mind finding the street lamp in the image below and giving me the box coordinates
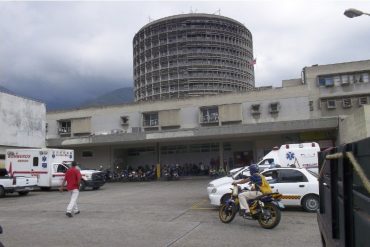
[344,8,370,18]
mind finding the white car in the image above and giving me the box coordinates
[207,167,319,212]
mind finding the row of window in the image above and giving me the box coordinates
[57,102,281,136]
[318,72,369,87]
[322,96,369,109]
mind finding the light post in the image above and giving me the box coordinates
[344,8,370,18]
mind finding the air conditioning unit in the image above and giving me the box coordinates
[131,127,142,133]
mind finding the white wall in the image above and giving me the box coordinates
[0,92,46,148]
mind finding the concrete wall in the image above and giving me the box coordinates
[0,92,46,148]
[74,146,111,170]
[338,105,370,144]
[46,85,311,139]
[303,60,370,118]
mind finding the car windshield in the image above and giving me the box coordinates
[228,167,245,177]
[63,162,87,170]
[306,168,318,178]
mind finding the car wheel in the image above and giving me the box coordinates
[0,186,5,198]
[80,180,86,191]
[302,194,319,212]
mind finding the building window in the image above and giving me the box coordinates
[121,116,129,125]
[143,112,158,127]
[251,104,261,115]
[358,97,368,106]
[45,123,48,134]
[363,73,369,83]
[327,100,336,109]
[82,151,93,157]
[269,102,280,114]
[342,98,352,108]
[318,77,334,87]
[33,157,39,167]
[200,106,219,123]
[58,120,71,134]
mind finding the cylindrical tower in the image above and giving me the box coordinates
[133,13,254,102]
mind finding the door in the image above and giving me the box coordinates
[51,163,68,187]
[262,169,309,206]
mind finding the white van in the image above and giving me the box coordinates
[5,149,105,190]
[257,142,320,170]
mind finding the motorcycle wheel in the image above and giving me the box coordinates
[219,203,237,223]
[257,203,281,229]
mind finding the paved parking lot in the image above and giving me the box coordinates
[0,178,321,247]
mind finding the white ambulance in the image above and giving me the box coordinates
[257,142,320,170]
[5,149,105,191]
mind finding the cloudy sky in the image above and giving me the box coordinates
[0,1,369,110]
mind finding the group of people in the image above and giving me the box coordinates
[59,160,272,219]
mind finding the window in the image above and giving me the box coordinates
[342,98,352,108]
[277,169,308,183]
[121,116,129,125]
[200,106,219,123]
[251,104,261,115]
[318,77,334,87]
[58,120,71,134]
[143,112,159,127]
[269,102,280,114]
[358,97,368,106]
[363,73,369,83]
[327,100,336,109]
[57,164,67,173]
[261,170,279,184]
[82,151,93,157]
[33,157,39,167]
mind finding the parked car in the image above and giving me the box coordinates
[207,167,319,212]
[0,168,37,198]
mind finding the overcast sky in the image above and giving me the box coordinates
[0,0,369,109]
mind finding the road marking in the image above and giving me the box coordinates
[190,199,215,210]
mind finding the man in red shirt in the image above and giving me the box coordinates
[60,161,82,217]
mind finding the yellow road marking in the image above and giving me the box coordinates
[190,199,216,210]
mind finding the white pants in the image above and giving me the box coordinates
[66,189,79,213]
[238,191,262,212]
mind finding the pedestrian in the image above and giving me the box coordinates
[59,161,81,217]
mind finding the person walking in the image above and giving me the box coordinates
[60,161,81,217]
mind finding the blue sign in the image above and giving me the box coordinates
[52,154,55,158]
[42,163,47,168]
[42,156,47,162]
[286,152,295,160]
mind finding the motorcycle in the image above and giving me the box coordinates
[219,185,284,229]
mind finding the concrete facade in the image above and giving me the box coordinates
[338,105,370,144]
[0,91,46,167]
[45,59,370,171]
[133,14,255,102]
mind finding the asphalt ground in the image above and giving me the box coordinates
[0,178,321,247]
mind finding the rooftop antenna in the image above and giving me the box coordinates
[190,6,193,13]
[148,16,153,23]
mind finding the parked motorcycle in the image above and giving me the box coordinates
[219,185,284,229]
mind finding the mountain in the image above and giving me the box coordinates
[0,85,15,94]
[79,87,134,108]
